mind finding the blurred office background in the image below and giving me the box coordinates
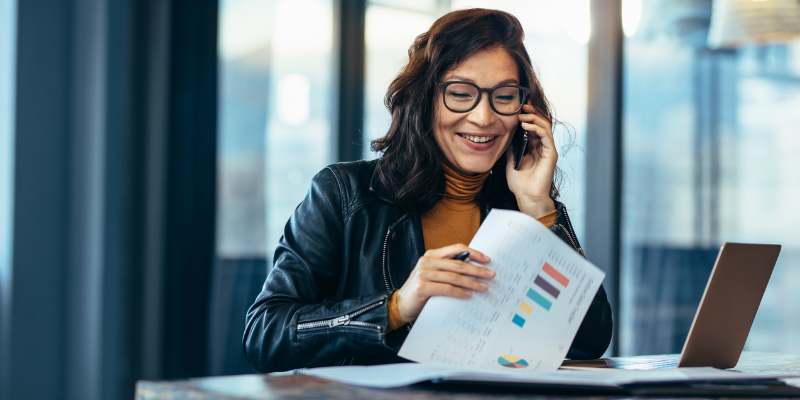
[1,0,799,399]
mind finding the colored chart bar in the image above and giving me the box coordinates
[534,275,560,299]
[512,314,525,328]
[519,301,533,315]
[526,288,552,311]
[542,262,570,287]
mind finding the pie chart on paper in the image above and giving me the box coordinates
[497,355,529,368]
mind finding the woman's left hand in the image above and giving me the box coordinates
[505,104,557,218]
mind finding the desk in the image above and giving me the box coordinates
[135,352,800,399]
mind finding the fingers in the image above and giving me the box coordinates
[418,268,490,293]
[520,122,552,145]
[518,105,553,140]
[519,125,554,155]
[423,243,490,264]
[415,243,495,293]
[518,104,550,125]
[397,244,495,321]
[416,281,475,300]
[417,254,495,279]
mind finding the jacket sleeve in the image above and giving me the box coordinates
[550,202,614,360]
[243,167,393,373]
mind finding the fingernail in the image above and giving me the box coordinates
[465,291,473,297]
[485,269,495,277]
[479,282,489,289]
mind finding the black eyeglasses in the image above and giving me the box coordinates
[438,81,531,115]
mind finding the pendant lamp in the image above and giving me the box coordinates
[707,0,800,48]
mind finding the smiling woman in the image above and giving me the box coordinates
[243,8,612,373]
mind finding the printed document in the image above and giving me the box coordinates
[302,363,775,389]
[398,209,605,371]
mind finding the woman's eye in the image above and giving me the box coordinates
[448,92,473,101]
[494,95,515,103]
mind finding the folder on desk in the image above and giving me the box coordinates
[303,363,800,396]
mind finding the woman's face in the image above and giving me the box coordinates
[433,47,521,175]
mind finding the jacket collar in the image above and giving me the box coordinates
[369,162,500,209]
[368,163,396,204]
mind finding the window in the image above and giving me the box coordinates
[621,0,800,355]
[217,0,334,258]
[214,0,334,375]
[363,2,437,159]
[0,0,16,298]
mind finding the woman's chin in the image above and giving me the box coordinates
[450,158,496,175]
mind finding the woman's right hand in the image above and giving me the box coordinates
[395,244,495,322]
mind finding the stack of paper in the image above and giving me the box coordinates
[302,363,780,390]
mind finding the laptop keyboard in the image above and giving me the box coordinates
[608,359,679,370]
[560,358,680,370]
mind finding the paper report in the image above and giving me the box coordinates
[398,209,605,371]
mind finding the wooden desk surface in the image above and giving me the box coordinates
[135,352,800,399]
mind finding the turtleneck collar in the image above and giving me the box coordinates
[440,163,490,211]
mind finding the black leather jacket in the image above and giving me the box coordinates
[244,160,612,373]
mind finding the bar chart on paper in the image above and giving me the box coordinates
[511,262,571,327]
[398,210,605,372]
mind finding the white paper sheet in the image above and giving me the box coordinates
[398,209,606,371]
[302,363,775,389]
[301,363,467,388]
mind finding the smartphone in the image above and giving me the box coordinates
[511,126,528,170]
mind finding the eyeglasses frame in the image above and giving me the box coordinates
[438,81,532,116]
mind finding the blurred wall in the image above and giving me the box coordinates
[0,0,218,399]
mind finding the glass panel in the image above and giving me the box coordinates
[621,0,800,355]
[217,0,333,258]
[364,3,437,159]
[369,0,443,13]
[0,0,16,299]
[263,0,333,253]
[215,0,333,375]
[364,0,589,240]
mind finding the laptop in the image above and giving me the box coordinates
[562,242,781,370]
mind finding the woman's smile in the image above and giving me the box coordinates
[457,133,497,144]
[456,133,501,152]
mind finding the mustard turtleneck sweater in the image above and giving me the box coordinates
[387,164,558,330]
[421,164,491,250]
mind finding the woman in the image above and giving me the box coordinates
[244,8,612,373]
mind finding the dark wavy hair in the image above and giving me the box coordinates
[370,8,561,214]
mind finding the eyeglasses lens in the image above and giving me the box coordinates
[443,83,479,112]
[492,86,523,114]
[443,83,523,114]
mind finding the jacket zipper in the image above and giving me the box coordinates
[382,227,393,292]
[559,208,584,257]
[382,216,415,332]
[296,300,385,331]
[382,213,413,292]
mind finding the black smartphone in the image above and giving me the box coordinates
[511,126,528,170]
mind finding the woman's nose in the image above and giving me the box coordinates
[466,93,497,127]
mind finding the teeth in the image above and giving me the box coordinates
[460,134,495,143]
